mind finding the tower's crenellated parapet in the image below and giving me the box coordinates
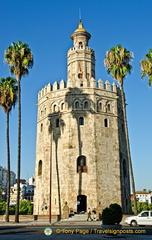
[38,78,120,101]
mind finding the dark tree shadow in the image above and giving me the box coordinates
[117,89,131,214]
[48,111,65,219]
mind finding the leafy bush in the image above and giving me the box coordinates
[148,203,152,210]
[0,200,33,215]
[101,203,122,225]
[19,200,33,215]
[0,199,6,215]
[9,205,15,215]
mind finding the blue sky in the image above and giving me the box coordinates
[0,0,152,191]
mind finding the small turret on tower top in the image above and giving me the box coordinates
[70,21,91,48]
[68,21,95,86]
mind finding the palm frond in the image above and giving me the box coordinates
[4,41,34,80]
[104,44,133,85]
[0,77,18,113]
[140,51,152,87]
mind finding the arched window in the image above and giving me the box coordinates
[56,119,59,128]
[98,101,102,111]
[61,102,65,110]
[53,104,57,112]
[75,101,79,109]
[38,160,42,176]
[107,103,110,111]
[84,101,89,109]
[79,42,83,49]
[79,117,84,125]
[104,118,108,127]
[77,156,87,173]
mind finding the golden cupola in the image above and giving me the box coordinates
[70,21,91,46]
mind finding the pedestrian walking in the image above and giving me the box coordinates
[87,208,93,221]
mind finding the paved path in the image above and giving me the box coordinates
[0,233,151,240]
[0,218,102,226]
[0,218,152,239]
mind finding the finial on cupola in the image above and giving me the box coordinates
[79,9,82,23]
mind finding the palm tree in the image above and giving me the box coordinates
[104,44,137,214]
[4,40,34,223]
[140,49,152,86]
[0,77,17,222]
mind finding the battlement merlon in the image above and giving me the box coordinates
[67,46,95,55]
[38,79,121,101]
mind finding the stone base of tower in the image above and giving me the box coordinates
[33,214,60,221]
[34,194,131,219]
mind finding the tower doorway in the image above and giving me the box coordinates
[77,195,87,212]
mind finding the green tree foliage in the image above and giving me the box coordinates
[149,204,152,210]
[140,49,152,86]
[137,202,148,212]
[4,41,33,79]
[104,44,133,85]
[0,200,33,215]
[19,200,33,215]
[131,201,152,213]
[9,205,15,215]
[0,77,17,113]
[0,199,6,215]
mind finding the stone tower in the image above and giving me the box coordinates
[34,21,131,218]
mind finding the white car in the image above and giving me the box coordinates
[125,211,152,226]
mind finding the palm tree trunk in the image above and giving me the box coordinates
[55,140,61,220]
[5,112,10,222]
[120,83,137,215]
[49,123,52,223]
[77,118,82,197]
[15,78,21,223]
